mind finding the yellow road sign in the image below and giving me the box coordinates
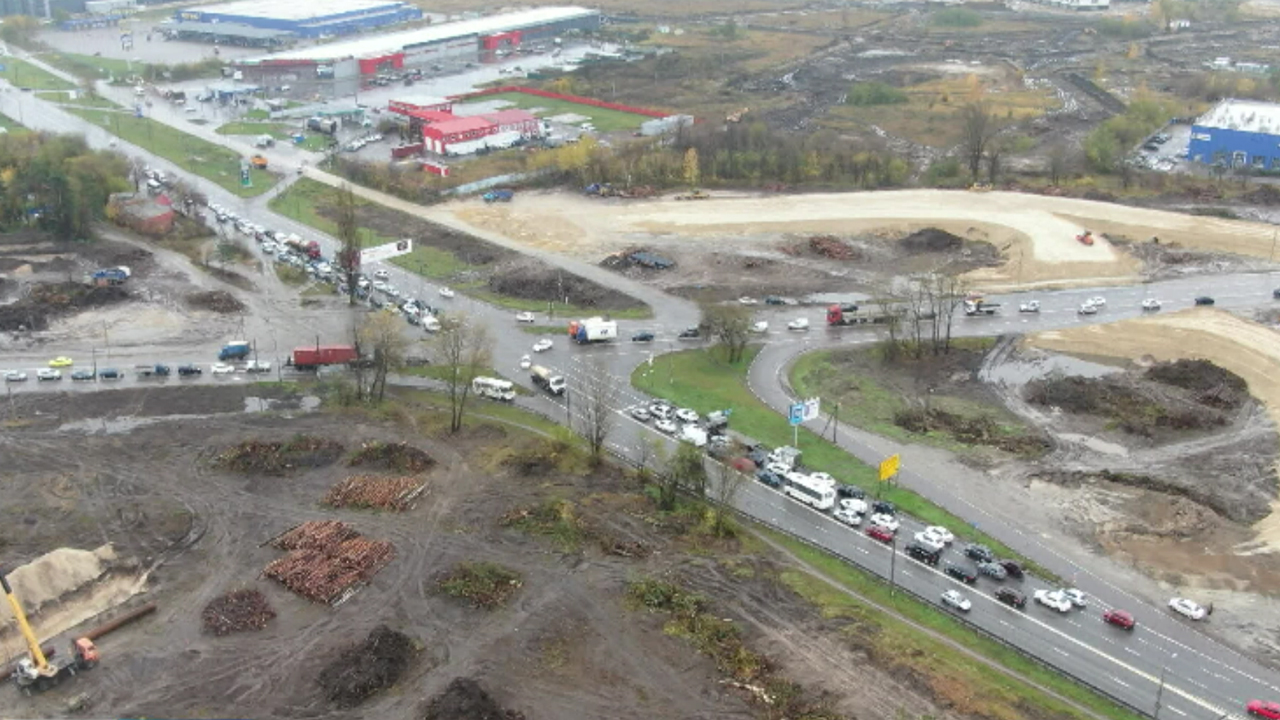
[879,454,900,482]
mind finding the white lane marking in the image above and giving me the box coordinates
[1124,647,1142,657]
[1114,678,1131,688]
[1167,707,1186,717]
[1053,647,1070,658]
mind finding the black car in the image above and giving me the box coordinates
[944,563,978,585]
[755,470,783,488]
[747,446,769,467]
[370,296,385,309]
[178,364,203,376]
[677,327,701,339]
[872,500,896,516]
[1194,296,1215,306]
[765,296,785,305]
[1273,288,1280,300]
[99,368,121,380]
[995,587,1027,609]
[837,485,866,500]
[905,543,941,566]
[998,559,1023,579]
[632,331,655,342]
[1142,141,1160,152]
[70,369,94,381]
[964,543,995,563]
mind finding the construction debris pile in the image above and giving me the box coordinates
[421,677,527,720]
[898,227,965,253]
[185,290,246,314]
[201,589,276,636]
[347,441,435,473]
[263,521,395,604]
[317,624,416,708]
[781,235,859,260]
[214,435,345,476]
[323,475,427,511]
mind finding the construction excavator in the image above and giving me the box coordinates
[2,571,99,694]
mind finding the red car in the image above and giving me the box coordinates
[866,525,894,544]
[1248,701,1280,720]
[1102,609,1136,631]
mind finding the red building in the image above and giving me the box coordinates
[388,98,539,155]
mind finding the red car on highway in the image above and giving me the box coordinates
[866,525,894,544]
[1248,700,1280,720]
[1102,609,1136,631]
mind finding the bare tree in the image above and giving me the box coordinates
[358,309,409,402]
[1048,143,1068,186]
[431,313,493,433]
[334,184,361,306]
[872,285,904,361]
[701,302,753,364]
[658,441,707,510]
[960,102,997,180]
[931,273,967,354]
[574,356,619,464]
[709,460,745,537]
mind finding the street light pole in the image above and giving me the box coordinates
[1154,653,1177,720]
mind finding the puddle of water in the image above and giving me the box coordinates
[985,351,1123,387]
[244,395,321,413]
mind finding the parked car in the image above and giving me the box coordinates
[632,331,655,342]
[1168,597,1208,620]
[1195,296,1215,306]
[675,408,699,423]
[751,320,769,334]
[913,531,945,553]
[439,286,456,298]
[178,364,202,376]
[995,587,1027,609]
[71,369,94,381]
[838,497,867,515]
[98,368,121,380]
[1102,609,1136,631]
[738,296,759,305]
[865,525,894,543]
[516,311,536,323]
[965,544,995,563]
[519,354,532,370]
[655,418,678,434]
[944,564,978,585]
[211,362,235,375]
[940,590,972,612]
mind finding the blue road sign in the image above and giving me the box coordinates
[789,402,805,426]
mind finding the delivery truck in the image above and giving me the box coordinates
[288,344,359,371]
[568,317,618,343]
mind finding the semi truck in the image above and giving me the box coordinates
[217,341,251,361]
[827,303,935,326]
[963,299,1001,316]
[529,365,565,395]
[306,117,338,135]
[288,344,359,371]
[568,317,618,343]
[284,236,322,260]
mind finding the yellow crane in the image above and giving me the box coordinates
[2,571,98,694]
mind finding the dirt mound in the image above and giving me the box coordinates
[202,589,276,636]
[1145,359,1248,408]
[185,290,245,314]
[0,282,130,332]
[318,625,416,708]
[487,259,646,312]
[1025,375,1228,437]
[323,475,427,511]
[894,407,1049,455]
[898,228,964,254]
[421,677,526,720]
[212,435,344,475]
[347,441,434,473]
[781,235,862,261]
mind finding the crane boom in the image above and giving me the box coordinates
[1,572,49,671]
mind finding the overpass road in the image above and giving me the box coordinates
[2,72,1280,720]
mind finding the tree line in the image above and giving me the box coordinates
[0,132,131,239]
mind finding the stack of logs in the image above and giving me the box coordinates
[323,476,426,511]
[263,521,395,604]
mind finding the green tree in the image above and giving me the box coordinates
[1084,128,1121,172]
[683,147,700,189]
[334,184,361,306]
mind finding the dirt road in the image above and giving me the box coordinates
[430,190,1280,290]
[1027,308,1280,545]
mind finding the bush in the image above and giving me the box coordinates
[931,8,982,27]
[1094,18,1154,39]
[846,81,908,107]
[437,562,523,610]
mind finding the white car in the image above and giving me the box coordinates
[675,408,699,423]
[532,339,554,353]
[210,362,235,375]
[630,406,651,422]
[913,531,946,553]
[519,354,532,370]
[750,320,769,334]
[1088,296,1107,307]
[941,590,972,613]
[1141,298,1162,311]
[372,281,389,293]
[869,513,900,532]
[385,286,401,299]
[1063,588,1088,608]
[1019,301,1040,313]
[738,296,759,305]
[1034,589,1074,613]
[373,269,390,280]
[921,525,954,545]
[1168,597,1207,620]
[5,370,28,382]
[1078,302,1098,316]
[839,497,867,514]
[244,360,272,373]
[787,317,810,331]
[36,368,61,381]
[654,417,678,434]
[515,311,536,323]
[439,286,455,298]
[833,507,862,526]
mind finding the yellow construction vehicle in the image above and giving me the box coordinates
[2,571,98,694]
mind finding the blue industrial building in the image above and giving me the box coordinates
[1188,99,1280,170]
[174,0,421,38]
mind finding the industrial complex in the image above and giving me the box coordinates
[1188,98,1280,170]
[232,6,601,96]
[174,0,422,38]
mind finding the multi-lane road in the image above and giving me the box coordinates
[4,63,1280,720]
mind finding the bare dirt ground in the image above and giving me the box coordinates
[0,386,965,720]
[433,190,1280,293]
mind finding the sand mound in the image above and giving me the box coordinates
[0,545,116,623]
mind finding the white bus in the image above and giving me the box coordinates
[472,376,515,402]
[784,473,836,511]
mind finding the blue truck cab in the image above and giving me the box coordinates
[218,341,251,361]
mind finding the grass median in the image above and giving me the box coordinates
[0,58,75,90]
[64,108,276,197]
[631,346,1062,584]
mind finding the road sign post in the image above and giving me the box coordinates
[789,401,804,446]
[878,454,900,498]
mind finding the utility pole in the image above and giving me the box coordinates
[1154,653,1177,720]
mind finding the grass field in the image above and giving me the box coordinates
[766,531,1141,720]
[35,90,119,108]
[64,108,276,197]
[0,58,75,90]
[642,28,831,73]
[631,347,1058,581]
[467,91,651,132]
[39,52,145,81]
[216,121,293,137]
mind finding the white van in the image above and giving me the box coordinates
[422,316,441,333]
[472,376,515,402]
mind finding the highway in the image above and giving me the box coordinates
[2,67,1280,720]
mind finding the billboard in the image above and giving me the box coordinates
[361,238,412,264]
